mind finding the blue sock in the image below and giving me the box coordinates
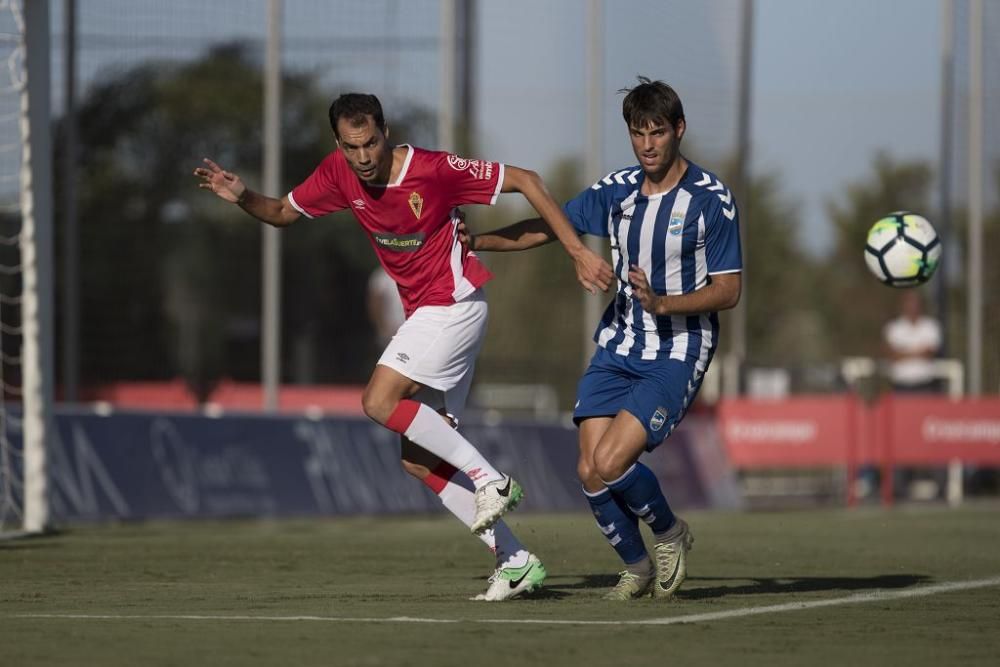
[584,486,648,565]
[604,462,676,535]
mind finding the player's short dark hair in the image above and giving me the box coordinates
[620,76,685,130]
[328,93,386,137]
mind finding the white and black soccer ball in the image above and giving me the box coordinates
[863,211,941,287]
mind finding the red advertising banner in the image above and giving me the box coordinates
[881,396,1000,465]
[718,395,1000,470]
[717,397,861,467]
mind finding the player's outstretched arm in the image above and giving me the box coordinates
[629,267,741,316]
[501,166,613,294]
[194,158,300,228]
[461,217,556,252]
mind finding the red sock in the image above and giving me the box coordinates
[423,461,458,495]
[386,399,420,433]
[385,399,501,488]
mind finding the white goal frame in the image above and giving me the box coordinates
[2,0,53,535]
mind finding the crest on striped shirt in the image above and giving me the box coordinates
[668,212,685,236]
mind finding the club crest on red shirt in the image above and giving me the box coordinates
[408,192,424,219]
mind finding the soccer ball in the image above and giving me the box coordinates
[863,212,941,287]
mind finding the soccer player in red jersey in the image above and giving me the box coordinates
[195,93,613,600]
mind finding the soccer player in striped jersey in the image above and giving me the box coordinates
[464,78,742,600]
[195,93,613,601]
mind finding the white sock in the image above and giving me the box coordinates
[401,403,502,488]
[438,474,527,566]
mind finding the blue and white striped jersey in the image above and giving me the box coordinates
[564,161,742,369]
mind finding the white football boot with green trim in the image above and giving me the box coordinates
[652,518,694,599]
[471,476,523,534]
[471,554,547,601]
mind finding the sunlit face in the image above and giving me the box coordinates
[628,118,685,176]
[336,115,391,183]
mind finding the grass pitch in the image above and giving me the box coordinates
[2,506,999,666]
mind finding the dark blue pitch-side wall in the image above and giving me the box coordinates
[11,409,724,522]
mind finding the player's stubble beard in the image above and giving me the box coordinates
[646,135,682,180]
[353,145,394,185]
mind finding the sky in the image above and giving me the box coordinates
[4,0,954,257]
[746,0,940,253]
[473,0,942,255]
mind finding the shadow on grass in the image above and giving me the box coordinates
[522,587,574,600]
[677,574,932,600]
[0,528,63,549]
[543,573,629,592]
[541,573,931,599]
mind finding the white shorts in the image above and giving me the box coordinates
[377,289,488,420]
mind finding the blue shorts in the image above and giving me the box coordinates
[573,346,706,450]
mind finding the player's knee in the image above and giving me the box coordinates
[361,387,394,424]
[576,454,600,487]
[593,447,630,483]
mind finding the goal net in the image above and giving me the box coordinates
[0,0,51,536]
[0,0,26,535]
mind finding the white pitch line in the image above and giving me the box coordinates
[632,575,1000,626]
[9,576,1000,627]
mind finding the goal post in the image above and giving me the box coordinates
[21,0,54,533]
[8,0,53,534]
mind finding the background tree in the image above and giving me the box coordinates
[945,164,1000,393]
[720,167,820,367]
[472,156,591,407]
[820,152,934,359]
[54,48,993,404]
[55,44,435,397]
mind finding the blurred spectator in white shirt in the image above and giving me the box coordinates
[883,290,942,393]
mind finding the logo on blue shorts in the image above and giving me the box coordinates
[650,407,668,431]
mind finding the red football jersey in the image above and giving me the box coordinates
[288,145,502,317]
